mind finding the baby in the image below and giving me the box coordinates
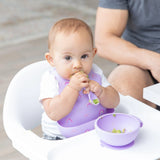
[39,18,119,140]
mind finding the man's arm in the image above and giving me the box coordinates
[95,7,160,82]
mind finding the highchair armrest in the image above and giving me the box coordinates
[12,129,62,160]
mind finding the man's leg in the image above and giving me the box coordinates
[108,65,156,108]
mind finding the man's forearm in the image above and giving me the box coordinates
[96,33,157,71]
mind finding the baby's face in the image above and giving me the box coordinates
[51,29,96,80]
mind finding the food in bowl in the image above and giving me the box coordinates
[95,113,143,147]
[111,128,126,133]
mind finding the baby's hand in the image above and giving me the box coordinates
[69,71,89,91]
[87,80,103,97]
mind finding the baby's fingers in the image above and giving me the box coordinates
[83,87,89,94]
[80,76,89,83]
[81,81,89,89]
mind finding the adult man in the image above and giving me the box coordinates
[95,0,160,109]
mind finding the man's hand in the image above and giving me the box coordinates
[149,54,160,83]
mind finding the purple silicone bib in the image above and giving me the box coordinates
[55,69,114,137]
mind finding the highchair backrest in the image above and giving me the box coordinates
[3,61,50,138]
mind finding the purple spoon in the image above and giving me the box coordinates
[88,91,100,105]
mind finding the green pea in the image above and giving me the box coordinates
[93,99,99,104]
[122,128,126,133]
[116,130,122,133]
[111,128,126,134]
[112,128,117,133]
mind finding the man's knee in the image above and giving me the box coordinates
[108,65,156,108]
[108,65,153,97]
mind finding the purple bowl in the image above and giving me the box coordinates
[95,113,143,147]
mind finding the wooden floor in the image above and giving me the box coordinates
[0,36,116,159]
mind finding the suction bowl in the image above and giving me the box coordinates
[95,113,143,147]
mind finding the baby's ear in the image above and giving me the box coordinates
[45,52,54,66]
[93,48,97,57]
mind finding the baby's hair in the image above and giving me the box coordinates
[48,18,93,51]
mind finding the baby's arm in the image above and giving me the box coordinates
[42,72,89,121]
[89,80,119,108]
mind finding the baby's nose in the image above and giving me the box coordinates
[73,60,82,69]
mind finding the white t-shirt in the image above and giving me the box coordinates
[39,63,110,137]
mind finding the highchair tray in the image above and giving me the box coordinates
[47,95,160,160]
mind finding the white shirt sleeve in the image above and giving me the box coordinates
[92,63,110,87]
[39,68,59,102]
[39,68,63,136]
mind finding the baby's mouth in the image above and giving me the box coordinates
[70,72,76,78]
[71,70,83,76]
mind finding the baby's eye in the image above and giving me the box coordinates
[65,56,72,61]
[81,54,88,59]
